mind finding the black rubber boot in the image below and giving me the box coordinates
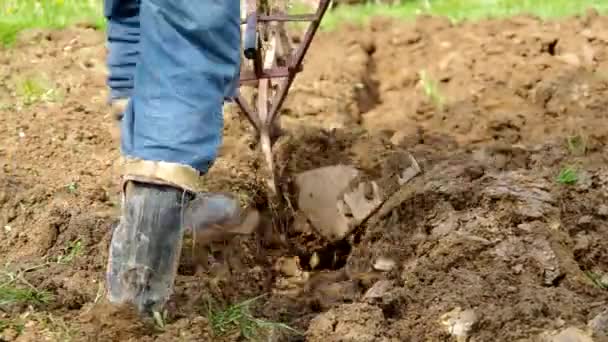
[106,181,189,316]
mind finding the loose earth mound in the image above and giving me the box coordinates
[1,10,608,342]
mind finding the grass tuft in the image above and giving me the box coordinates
[556,166,579,185]
[55,239,83,264]
[418,70,445,109]
[0,284,53,307]
[0,263,54,308]
[17,77,61,106]
[203,295,301,341]
[3,0,608,47]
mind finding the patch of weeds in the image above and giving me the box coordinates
[0,284,53,307]
[55,239,82,264]
[0,263,54,308]
[566,134,587,156]
[318,0,608,30]
[0,0,105,46]
[16,77,60,106]
[556,166,579,185]
[419,70,445,110]
[203,295,301,341]
[66,182,79,194]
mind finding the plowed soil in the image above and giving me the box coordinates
[2,10,608,342]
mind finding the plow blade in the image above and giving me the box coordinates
[295,155,422,242]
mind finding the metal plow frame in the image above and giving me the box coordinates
[237,0,331,195]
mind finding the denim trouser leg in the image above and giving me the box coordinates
[112,0,240,174]
[105,0,140,101]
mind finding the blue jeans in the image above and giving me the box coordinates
[105,0,241,174]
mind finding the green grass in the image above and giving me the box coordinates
[0,264,54,308]
[203,295,301,341]
[556,166,579,185]
[16,77,61,106]
[1,0,607,46]
[0,285,53,307]
[0,0,104,46]
[0,0,608,45]
[320,0,608,30]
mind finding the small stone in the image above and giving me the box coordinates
[373,257,396,272]
[596,205,608,218]
[578,215,593,227]
[556,53,581,67]
[573,234,590,252]
[440,307,478,339]
[512,264,524,275]
[277,257,302,277]
[363,280,393,300]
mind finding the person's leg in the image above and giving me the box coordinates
[105,0,140,119]
[106,0,250,316]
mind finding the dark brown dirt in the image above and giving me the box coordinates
[1,11,608,342]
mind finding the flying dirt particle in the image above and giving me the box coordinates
[440,307,478,341]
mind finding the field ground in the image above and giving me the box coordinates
[2,1,608,341]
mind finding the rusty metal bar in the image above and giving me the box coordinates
[264,0,331,125]
[239,65,303,82]
[235,94,260,131]
[259,13,317,22]
[240,13,317,24]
